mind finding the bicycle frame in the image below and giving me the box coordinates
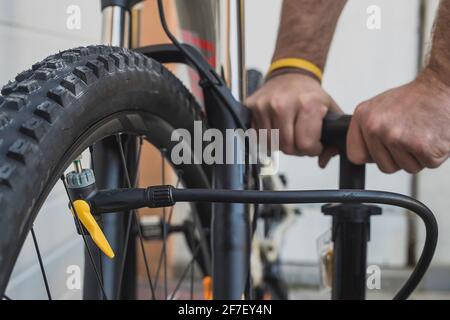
[100,0,251,299]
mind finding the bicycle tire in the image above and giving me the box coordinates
[0,45,212,298]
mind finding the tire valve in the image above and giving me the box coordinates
[72,155,83,173]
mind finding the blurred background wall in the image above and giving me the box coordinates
[1,0,449,298]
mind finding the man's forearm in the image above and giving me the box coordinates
[272,0,347,71]
[428,0,450,85]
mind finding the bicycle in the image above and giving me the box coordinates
[0,0,438,300]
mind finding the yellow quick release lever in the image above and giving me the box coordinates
[72,200,115,259]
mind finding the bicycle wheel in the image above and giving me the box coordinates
[0,45,212,300]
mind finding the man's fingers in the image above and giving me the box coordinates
[251,102,274,144]
[270,107,296,155]
[250,107,262,129]
[258,104,273,132]
[294,102,327,156]
[318,146,339,168]
[347,118,372,164]
[362,130,399,173]
[387,147,424,174]
[328,96,344,114]
[407,139,449,169]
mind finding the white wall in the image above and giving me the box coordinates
[0,0,101,84]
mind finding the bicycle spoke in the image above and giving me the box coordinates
[30,228,52,300]
[89,146,95,173]
[153,163,182,297]
[190,232,195,300]
[115,135,156,300]
[61,175,108,300]
[169,244,202,300]
[187,190,195,300]
[114,134,136,299]
[133,137,156,300]
[115,215,133,299]
[151,169,212,300]
[161,149,168,300]
[152,206,175,292]
[190,203,213,289]
[97,247,104,285]
[90,147,104,287]
[137,224,156,300]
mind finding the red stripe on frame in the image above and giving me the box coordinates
[181,30,217,68]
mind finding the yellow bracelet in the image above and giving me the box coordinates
[268,58,323,81]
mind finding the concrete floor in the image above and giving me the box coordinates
[137,278,450,300]
[289,288,450,300]
[136,262,450,300]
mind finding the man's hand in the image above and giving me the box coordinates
[245,73,342,167]
[249,0,347,167]
[347,68,450,173]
